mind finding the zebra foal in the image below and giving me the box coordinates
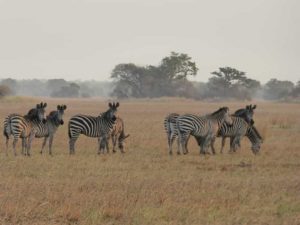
[110,117,130,153]
[34,105,67,155]
[68,102,119,154]
[177,107,233,155]
[3,102,47,156]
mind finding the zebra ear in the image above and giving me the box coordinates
[36,104,40,108]
[246,105,250,110]
[116,102,119,108]
[57,105,61,110]
[252,105,257,110]
[43,102,47,108]
[63,105,67,110]
[109,102,113,108]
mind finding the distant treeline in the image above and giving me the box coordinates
[0,52,299,101]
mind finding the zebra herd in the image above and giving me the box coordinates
[2,101,262,156]
[3,102,129,156]
[164,104,263,155]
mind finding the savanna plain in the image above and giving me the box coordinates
[0,97,299,225]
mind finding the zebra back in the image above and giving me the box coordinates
[217,116,249,138]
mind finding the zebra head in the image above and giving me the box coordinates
[248,125,263,154]
[56,105,67,125]
[234,104,256,125]
[107,102,119,122]
[27,102,47,123]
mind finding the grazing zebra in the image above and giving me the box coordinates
[68,102,119,154]
[3,102,47,156]
[110,117,130,153]
[177,107,233,155]
[220,104,257,151]
[216,116,251,153]
[33,105,67,155]
[245,125,263,154]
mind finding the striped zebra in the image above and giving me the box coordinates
[3,102,47,156]
[32,105,67,155]
[164,113,180,155]
[110,117,130,153]
[68,102,119,154]
[219,104,257,152]
[234,104,257,125]
[245,125,263,154]
[216,116,251,153]
[177,107,233,155]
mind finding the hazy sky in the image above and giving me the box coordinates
[0,0,299,83]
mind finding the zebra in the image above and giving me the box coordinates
[68,102,119,154]
[220,104,258,151]
[110,117,130,153]
[245,125,263,154]
[176,107,233,155]
[164,113,180,155]
[3,102,47,156]
[216,116,251,153]
[234,104,257,125]
[33,105,67,155]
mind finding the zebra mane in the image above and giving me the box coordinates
[210,107,229,116]
[47,111,57,119]
[24,108,39,121]
[249,125,263,140]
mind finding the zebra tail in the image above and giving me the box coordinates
[3,117,12,138]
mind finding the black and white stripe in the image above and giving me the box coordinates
[32,105,67,155]
[3,102,47,156]
[217,116,250,153]
[164,113,179,155]
[68,102,119,154]
[176,107,233,155]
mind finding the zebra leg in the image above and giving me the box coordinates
[48,135,54,156]
[229,137,235,153]
[220,137,226,154]
[99,137,107,154]
[40,137,48,154]
[69,138,77,155]
[21,138,26,155]
[168,133,176,155]
[105,136,110,154]
[112,134,117,153]
[12,137,18,156]
[27,132,36,157]
[210,137,216,155]
[5,136,9,156]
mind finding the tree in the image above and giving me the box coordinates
[110,52,199,98]
[0,85,12,97]
[206,67,260,100]
[263,78,294,100]
[1,78,17,94]
[51,82,80,98]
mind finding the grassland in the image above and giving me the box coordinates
[0,97,299,225]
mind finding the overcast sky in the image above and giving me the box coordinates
[0,0,299,83]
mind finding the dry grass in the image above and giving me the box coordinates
[0,97,300,225]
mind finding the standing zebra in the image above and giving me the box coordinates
[177,107,233,155]
[33,105,67,155]
[68,102,119,154]
[110,117,130,153]
[216,116,252,153]
[164,113,180,155]
[3,102,47,156]
[220,104,257,151]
